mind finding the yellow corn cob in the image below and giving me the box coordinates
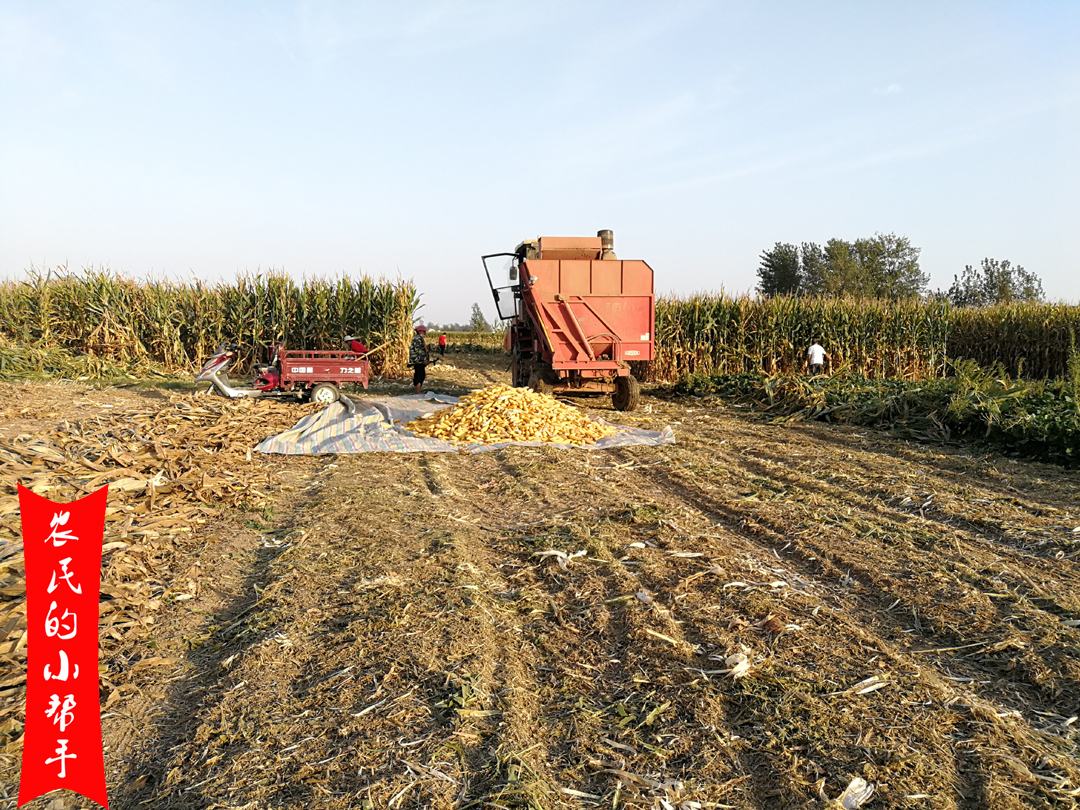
[405,384,615,446]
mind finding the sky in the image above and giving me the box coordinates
[2,1,1078,324]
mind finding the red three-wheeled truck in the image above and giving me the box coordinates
[195,342,369,404]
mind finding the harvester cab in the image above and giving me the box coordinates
[482,229,654,411]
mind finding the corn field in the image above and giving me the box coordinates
[439,331,505,353]
[948,301,1080,380]
[0,268,419,376]
[2,271,1076,385]
[635,294,951,382]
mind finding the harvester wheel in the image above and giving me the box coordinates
[511,355,528,388]
[612,375,640,411]
[310,383,340,405]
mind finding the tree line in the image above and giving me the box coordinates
[757,233,1044,306]
[425,303,495,333]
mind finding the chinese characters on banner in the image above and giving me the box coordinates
[18,484,109,808]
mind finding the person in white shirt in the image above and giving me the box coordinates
[807,339,830,376]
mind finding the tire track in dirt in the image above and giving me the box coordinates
[744,430,1080,572]
[114,450,617,808]
[403,456,562,807]
[102,456,332,808]
[625,437,1077,706]
[490,425,1036,807]
[649,416,1080,709]
[329,450,767,806]
[596,409,1080,808]
[438,440,946,807]
[437,450,743,804]
[723,445,1080,642]
[730,428,1080,709]
[130,455,463,808]
[347,450,745,806]
[575,448,970,804]
[785,421,1080,522]
[88,381,1080,810]
[478,460,759,807]
[743,420,1080,567]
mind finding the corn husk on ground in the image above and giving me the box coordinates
[0,392,314,751]
[404,384,616,445]
[0,337,173,381]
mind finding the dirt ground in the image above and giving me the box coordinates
[2,354,1080,810]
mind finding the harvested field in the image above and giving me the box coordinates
[2,354,1080,809]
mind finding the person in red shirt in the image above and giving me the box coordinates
[438,332,447,356]
[344,336,368,355]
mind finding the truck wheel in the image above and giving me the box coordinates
[612,375,640,411]
[310,383,340,405]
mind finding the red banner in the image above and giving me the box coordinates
[18,484,109,809]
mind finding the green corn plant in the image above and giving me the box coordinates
[0,267,419,375]
[641,293,953,383]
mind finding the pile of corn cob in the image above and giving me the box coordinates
[405,384,615,445]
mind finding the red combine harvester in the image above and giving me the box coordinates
[483,229,654,411]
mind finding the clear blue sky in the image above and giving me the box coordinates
[2,1,1078,324]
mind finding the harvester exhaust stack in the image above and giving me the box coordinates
[598,229,617,260]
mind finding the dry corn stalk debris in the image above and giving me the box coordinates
[818,776,875,809]
[404,384,616,446]
[0,338,174,382]
[0,393,312,752]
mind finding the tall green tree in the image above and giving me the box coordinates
[756,242,801,296]
[800,233,926,298]
[469,302,492,332]
[760,233,926,299]
[947,259,1044,307]
[822,238,864,295]
[799,242,828,295]
[853,233,927,299]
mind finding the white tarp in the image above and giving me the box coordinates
[256,393,676,455]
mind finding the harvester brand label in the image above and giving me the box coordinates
[18,484,109,808]
[625,350,640,356]
[290,366,314,374]
[338,367,364,374]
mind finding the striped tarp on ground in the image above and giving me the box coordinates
[255,393,676,455]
